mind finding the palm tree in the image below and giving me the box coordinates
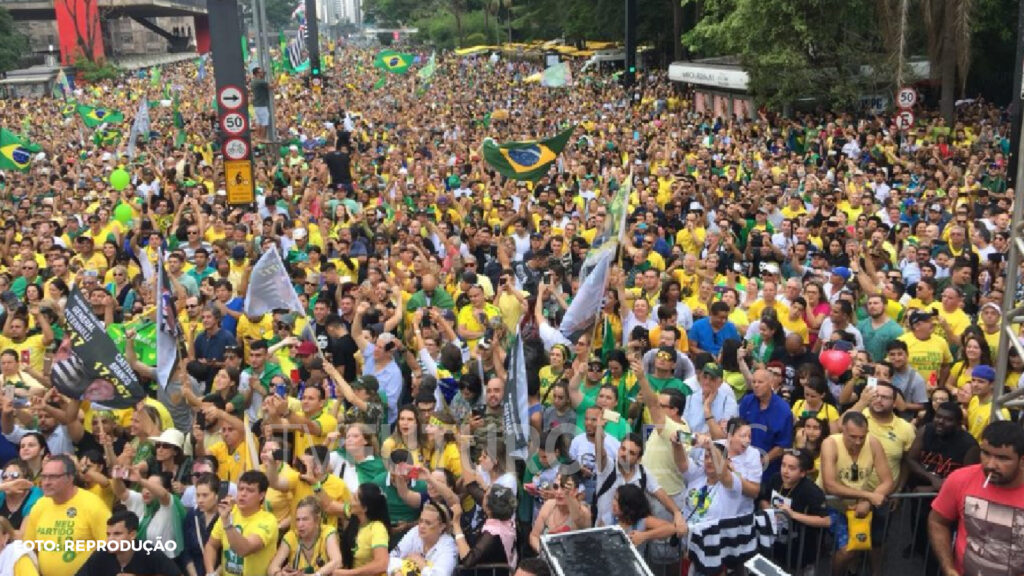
[921,0,973,123]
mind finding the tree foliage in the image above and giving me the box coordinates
[683,0,881,109]
[0,8,27,74]
[264,0,297,30]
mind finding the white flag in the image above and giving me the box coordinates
[244,246,305,317]
[126,100,151,159]
[559,241,617,337]
[503,327,531,460]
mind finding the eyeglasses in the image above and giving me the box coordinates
[155,443,175,450]
[1,471,20,480]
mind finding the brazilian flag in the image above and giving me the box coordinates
[482,126,575,182]
[0,129,40,172]
[373,50,413,75]
[93,127,123,146]
[60,102,77,118]
[77,104,125,127]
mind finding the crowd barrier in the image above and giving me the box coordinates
[641,491,940,576]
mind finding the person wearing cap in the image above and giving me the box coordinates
[109,448,188,560]
[978,301,1003,355]
[633,347,691,426]
[965,365,1010,441]
[324,362,388,444]
[898,310,953,389]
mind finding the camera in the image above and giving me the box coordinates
[862,364,875,376]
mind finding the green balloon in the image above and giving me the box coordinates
[114,203,133,225]
[110,168,131,191]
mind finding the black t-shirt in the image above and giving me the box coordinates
[324,149,352,186]
[916,424,978,481]
[757,474,828,567]
[74,549,181,576]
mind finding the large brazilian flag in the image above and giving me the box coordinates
[481,126,575,182]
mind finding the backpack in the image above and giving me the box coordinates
[592,464,684,564]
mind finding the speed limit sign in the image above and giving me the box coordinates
[894,110,915,131]
[221,112,247,135]
[896,86,917,109]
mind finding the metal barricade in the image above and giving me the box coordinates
[637,492,939,576]
[458,563,511,576]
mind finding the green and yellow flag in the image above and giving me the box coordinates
[77,104,125,127]
[481,126,575,182]
[374,50,414,74]
[0,129,40,172]
[92,127,123,146]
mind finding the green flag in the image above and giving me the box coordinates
[0,129,40,172]
[373,76,387,90]
[92,127,122,146]
[108,320,157,366]
[417,51,437,81]
[150,66,161,87]
[374,50,414,75]
[77,104,125,127]
[481,126,575,182]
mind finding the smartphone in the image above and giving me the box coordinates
[862,364,875,376]
[866,376,879,389]
[677,430,694,445]
[275,382,287,398]
[218,482,230,500]
[471,405,486,419]
[195,410,206,428]
[20,350,29,365]
[603,409,621,424]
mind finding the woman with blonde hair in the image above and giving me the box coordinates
[268,496,342,576]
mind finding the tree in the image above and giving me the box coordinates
[920,0,973,123]
[684,0,880,110]
[264,0,296,30]
[0,8,28,74]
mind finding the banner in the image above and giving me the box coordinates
[156,250,181,390]
[127,99,151,159]
[51,288,146,409]
[244,246,305,316]
[503,327,530,460]
[559,241,616,337]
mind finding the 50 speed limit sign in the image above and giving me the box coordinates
[896,86,917,109]
[221,112,247,135]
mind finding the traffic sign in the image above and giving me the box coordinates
[218,86,244,110]
[223,138,250,160]
[221,112,247,135]
[224,159,254,205]
[896,86,917,109]
[895,110,915,131]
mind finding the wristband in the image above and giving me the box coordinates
[455,533,466,540]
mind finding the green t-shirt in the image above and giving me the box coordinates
[574,382,604,431]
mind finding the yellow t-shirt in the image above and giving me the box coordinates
[792,400,839,424]
[456,304,501,351]
[353,520,389,575]
[264,464,300,526]
[293,474,351,524]
[293,410,338,460]
[22,488,110,576]
[779,314,810,344]
[967,396,1011,441]
[937,308,971,347]
[898,333,952,387]
[208,440,249,483]
[864,410,915,486]
[281,524,338,572]
[748,299,789,321]
[13,556,38,576]
[210,506,279,576]
[0,334,47,372]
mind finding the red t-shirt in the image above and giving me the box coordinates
[931,464,1024,575]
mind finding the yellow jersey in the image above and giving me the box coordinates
[22,489,110,576]
[210,506,279,576]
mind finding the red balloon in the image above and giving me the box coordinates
[819,350,852,377]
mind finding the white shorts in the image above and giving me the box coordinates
[253,107,269,126]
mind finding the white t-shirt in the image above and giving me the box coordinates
[681,456,745,524]
[569,433,620,482]
[727,445,763,515]
[124,490,181,558]
[817,319,865,350]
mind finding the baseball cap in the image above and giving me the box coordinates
[831,267,852,281]
[352,375,380,393]
[701,362,723,378]
[231,245,246,259]
[972,365,996,382]
[295,341,317,356]
[908,310,935,326]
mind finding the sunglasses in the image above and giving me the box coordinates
[1,471,20,480]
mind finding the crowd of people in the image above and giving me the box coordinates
[0,44,1020,576]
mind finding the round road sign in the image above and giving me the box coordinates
[896,87,917,109]
[218,86,244,110]
[223,138,250,160]
[221,112,247,135]
[894,110,915,131]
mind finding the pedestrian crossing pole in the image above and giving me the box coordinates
[305,0,323,85]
